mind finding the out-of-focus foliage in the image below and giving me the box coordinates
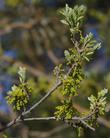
[0,0,110,138]
[90,10,110,56]
[5,0,41,7]
[6,0,24,7]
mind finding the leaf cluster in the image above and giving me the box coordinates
[6,67,32,112]
[54,5,107,133]
[60,4,87,34]
[88,89,108,116]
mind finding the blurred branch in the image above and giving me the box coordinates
[0,19,37,36]
[38,27,60,65]
[20,30,42,68]
[29,124,68,138]
[0,16,56,36]
[98,118,110,128]
[0,55,48,78]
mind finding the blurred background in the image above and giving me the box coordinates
[0,0,110,138]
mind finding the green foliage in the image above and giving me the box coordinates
[60,4,87,34]
[4,3,108,137]
[3,135,8,138]
[18,67,26,83]
[88,89,108,115]
[54,4,102,122]
[5,0,41,7]
[85,89,108,129]
[55,100,79,120]
[80,32,101,61]
[6,67,32,112]
[32,0,41,4]
[5,0,24,7]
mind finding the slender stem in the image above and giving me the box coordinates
[22,81,62,116]
[21,116,95,131]
[21,117,56,121]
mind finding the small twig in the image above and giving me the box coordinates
[79,119,95,131]
[67,63,77,76]
[21,116,95,131]
[82,109,97,120]
[0,117,20,132]
[22,80,62,116]
[21,117,56,121]
[0,55,47,78]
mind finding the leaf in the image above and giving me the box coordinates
[18,67,26,83]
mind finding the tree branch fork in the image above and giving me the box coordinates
[0,64,95,132]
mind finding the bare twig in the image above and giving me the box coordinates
[22,80,62,116]
[20,116,95,131]
[22,117,56,121]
